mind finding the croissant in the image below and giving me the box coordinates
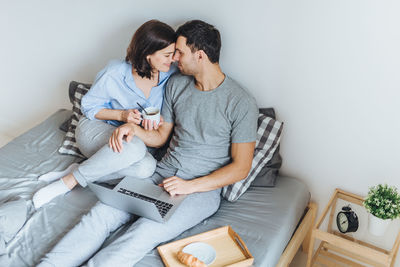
[177,251,208,267]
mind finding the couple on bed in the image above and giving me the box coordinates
[34,19,258,266]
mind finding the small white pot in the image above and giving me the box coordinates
[368,213,391,236]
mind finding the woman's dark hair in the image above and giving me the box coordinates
[126,20,176,79]
[176,20,221,63]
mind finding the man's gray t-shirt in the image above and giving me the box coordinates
[160,73,258,177]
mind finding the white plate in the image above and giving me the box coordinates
[182,242,216,265]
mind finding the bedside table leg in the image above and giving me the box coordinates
[390,244,400,267]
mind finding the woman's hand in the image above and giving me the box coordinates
[121,109,142,124]
[142,116,164,131]
[109,123,136,153]
[159,176,194,196]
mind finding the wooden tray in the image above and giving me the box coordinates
[157,225,254,267]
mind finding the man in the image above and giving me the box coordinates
[38,20,258,266]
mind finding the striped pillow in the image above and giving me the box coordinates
[58,83,90,158]
[221,114,283,202]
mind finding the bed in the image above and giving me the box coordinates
[0,109,316,267]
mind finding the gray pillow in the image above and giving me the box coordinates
[251,108,283,187]
[59,117,71,132]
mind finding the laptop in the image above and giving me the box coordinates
[87,177,187,223]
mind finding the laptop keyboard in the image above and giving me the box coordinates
[117,187,173,218]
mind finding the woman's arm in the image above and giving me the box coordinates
[94,108,141,124]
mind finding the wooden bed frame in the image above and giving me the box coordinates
[276,201,318,267]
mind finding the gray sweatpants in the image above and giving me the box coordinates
[38,163,221,266]
[73,117,157,186]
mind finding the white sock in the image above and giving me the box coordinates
[38,163,79,183]
[33,180,70,209]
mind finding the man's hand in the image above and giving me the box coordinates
[109,123,136,153]
[160,176,194,196]
[121,109,142,124]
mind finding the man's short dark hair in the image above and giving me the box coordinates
[126,20,176,79]
[176,20,221,63]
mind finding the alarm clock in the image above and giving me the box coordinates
[336,206,359,233]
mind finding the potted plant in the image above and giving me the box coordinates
[363,184,400,236]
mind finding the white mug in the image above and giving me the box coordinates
[142,107,160,125]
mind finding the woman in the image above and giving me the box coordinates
[33,20,177,209]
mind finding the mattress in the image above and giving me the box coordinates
[0,109,310,267]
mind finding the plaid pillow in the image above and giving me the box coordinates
[58,83,90,158]
[252,108,282,187]
[221,114,283,202]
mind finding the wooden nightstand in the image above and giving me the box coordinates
[306,189,400,267]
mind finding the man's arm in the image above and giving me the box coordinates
[109,121,174,153]
[161,142,255,196]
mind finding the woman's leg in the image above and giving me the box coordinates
[75,117,156,183]
[76,117,157,179]
[33,117,156,208]
[73,117,157,185]
[95,151,157,183]
[72,138,149,187]
[36,117,115,183]
[75,117,116,158]
[37,201,132,267]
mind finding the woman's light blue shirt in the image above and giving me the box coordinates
[81,60,177,126]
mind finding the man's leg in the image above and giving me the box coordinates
[37,164,174,266]
[37,202,132,267]
[86,189,221,267]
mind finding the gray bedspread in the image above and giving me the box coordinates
[0,109,310,267]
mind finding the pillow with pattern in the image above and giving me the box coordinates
[252,108,282,187]
[221,114,283,202]
[58,81,91,158]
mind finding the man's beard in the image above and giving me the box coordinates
[178,64,195,76]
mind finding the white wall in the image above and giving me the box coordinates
[2,0,400,262]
